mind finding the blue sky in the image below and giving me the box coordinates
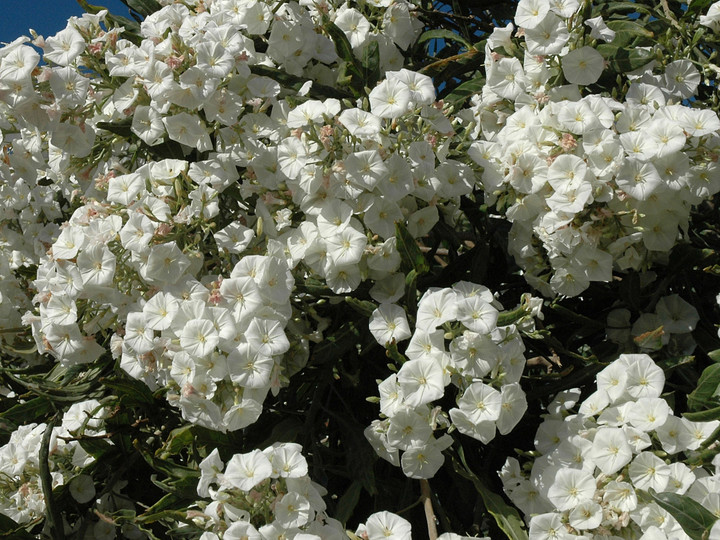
[0,0,132,45]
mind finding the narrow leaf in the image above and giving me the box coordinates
[645,491,717,540]
[335,481,363,525]
[597,44,654,72]
[101,376,155,406]
[249,65,351,99]
[345,297,377,318]
[160,425,195,458]
[688,364,720,411]
[683,405,720,422]
[443,74,485,106]
[452,448,528,540]
[395,221,430,275]
[605,20,654,39]
[97,120,133,137]
[0,396,53,425]
[418,29,474,52]
[121,0,163,17]
[361,40,381,89]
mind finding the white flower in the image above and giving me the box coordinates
[274,492,313,528]
[562,46,605,85]
[223,522,261,540]
[397,356,446,408]
[603,480,637,512]
[528,512,569,540]
[623,354,665,399]
[456,382,502,424]
[132,105,165,146]
[369,78,411,119]
[585,16,615,42]
[338,108,382,139]
[163,112,212,152]
[415,288,458,332]
[387,408,432,451]
[369,304,412,346]
[245,318,289,357]
[663,59,700,99]
[180,319,219,358]
[43,26,85,66]
[515,0,551,29]
[628,451,671,491]
[224,450,273,491]
[77,245,116,288]
[589,427,633,475]
[364,511,412,540]
[568,500,603,530]
[627,397,671,432]
[497,383,528,435]
[547,468,596,511]
[334,6,371,49]
[400,439,446,479]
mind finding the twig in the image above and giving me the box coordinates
[659,0,683,30]
[420,479,438,540]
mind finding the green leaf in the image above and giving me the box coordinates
[405,269,419,318]
[688,364,720,411]
[121,0,163,17]
[335,480,363,525]
[452,447,528,540]
[684,0,716,19]
[361,40,381,89]
[76,0,106,13]
[78,438,113,459]
[0,512,36,539]
[709,349,720,363]
[138,493,193,523]
[418,29,474,52]
[597,44,655,72]
[645,491,718,540]
[344,297,377,318]
[97,120,133,137]
[322,17,363,93]
[249,65,351,99]
[101,376,155,406]
[605,2,654,16]
[0,396,53,425]
[605,20,654,40]
[159,425,195,458]
[443,74,485,106]
[395,221,430,275]
[683,405,720,422]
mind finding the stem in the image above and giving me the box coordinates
[420,479,438,540]
[40,413,64,540]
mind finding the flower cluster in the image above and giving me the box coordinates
[500,353,720,540]
[366,282,537,479]
[0,400,141,538]
[1,0,472,433]
[191,442,346,539]
[462,0,720,297]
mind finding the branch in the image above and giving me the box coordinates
[420,479,438,540]
[659,0,682,30]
